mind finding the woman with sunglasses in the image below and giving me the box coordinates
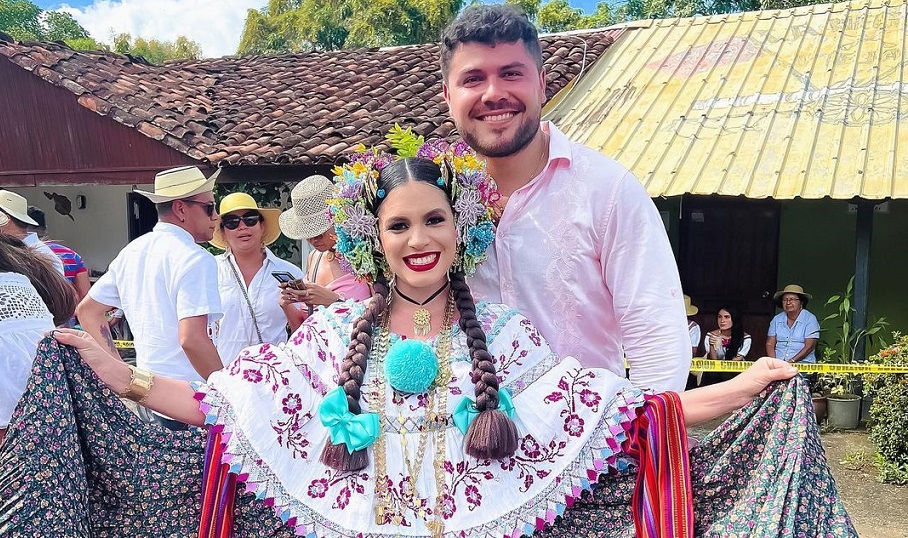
[210,192,303,365]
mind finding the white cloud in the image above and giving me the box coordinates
[59,0,267,58]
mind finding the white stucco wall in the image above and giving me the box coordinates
[15,184,153,273]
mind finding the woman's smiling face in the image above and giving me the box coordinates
[377,181,457,295]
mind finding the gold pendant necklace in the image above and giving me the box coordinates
[373,293,454,537]
[394,281,449,337]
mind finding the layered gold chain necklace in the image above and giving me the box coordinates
[372,292,454,538]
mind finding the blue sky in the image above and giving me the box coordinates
[36,0,612,58]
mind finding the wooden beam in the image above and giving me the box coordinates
[852,200,874,361]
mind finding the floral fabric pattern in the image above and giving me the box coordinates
[0,320,854,538]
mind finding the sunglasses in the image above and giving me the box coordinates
[184,200,216,217]
[221,212,263,230]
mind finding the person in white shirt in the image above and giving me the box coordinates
[76,166,223,430]
[684,294,701,358]
[0,190,65,276]
[0,234,76,445]
[209,192,303,364]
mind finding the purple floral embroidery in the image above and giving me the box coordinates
[464,484,482,510]
[440,493,457,519]
[505,434,565,492]
[242,369,263,383]
[282,393,303,414]
[308,478,329,498]
[579,389,601,410]
[564,414,585,437]
[228,343,290,394]
[544,368,602,437]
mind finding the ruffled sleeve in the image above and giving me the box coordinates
[197,300,363,459]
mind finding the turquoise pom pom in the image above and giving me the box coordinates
[384,339,439,394]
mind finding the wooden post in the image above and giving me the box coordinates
[852,200,874,361]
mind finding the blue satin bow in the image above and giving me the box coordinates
[318,387,380,453]
[452,388,515,435]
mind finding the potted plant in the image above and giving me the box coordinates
[820,372,861,429]
[818,277,889,429]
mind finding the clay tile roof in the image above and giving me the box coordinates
[0,28,623,166]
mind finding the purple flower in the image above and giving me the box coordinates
[242,369,263,383]
[579,389,601,408]
[564,414,585,437]
[441,493,457,519]
[282,393,303,414]
[307,478,329,498]
[520,436,541,458]
[465,485,482,508]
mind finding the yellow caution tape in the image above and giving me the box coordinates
[690,359,908,374]
[114,339,907,374]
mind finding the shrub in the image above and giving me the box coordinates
[865,332,908,485]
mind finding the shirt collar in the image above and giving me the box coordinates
[153,221,197,244]
[21,232,40,247]
[543,121,573,166]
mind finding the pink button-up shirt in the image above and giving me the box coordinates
[469,123,690,392]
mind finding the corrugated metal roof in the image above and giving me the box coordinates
[543,0,908,199]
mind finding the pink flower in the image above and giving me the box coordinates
[520,436,541,458]
[579,389,601,408]
[441,493,457,519]
[242,369,263,383]
[308,478,329,498]
[564,414,585,437]
[282,393,303,414]
[465,485,482,509]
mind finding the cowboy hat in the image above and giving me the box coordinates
[134,166,220,204]
[773,284,812,304]
[279,175,334,240]
[683,295,698,316]
[0,190,39,226]
[210,192,282,251]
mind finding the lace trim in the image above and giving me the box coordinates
[0,282,52,322]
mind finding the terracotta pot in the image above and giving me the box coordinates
[812,394,828,424]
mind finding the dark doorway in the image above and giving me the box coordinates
[127,192,157,241]
[679,195,781,357]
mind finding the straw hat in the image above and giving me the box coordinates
[0,190,39,226]
[279,175,334,240]
[210,192,282,250]
[134,166,220,204]
[773,284,812,305]
[683,295,698,316]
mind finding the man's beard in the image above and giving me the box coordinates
[460,111,540,159]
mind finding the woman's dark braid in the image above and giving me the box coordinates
[320,275,389,470]
[449,272,498,411]
[337,276,389,414]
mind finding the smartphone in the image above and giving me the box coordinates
[271,271,297,283]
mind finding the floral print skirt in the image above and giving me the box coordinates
[0,339,855,537]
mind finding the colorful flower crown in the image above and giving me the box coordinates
[328,127,499,281]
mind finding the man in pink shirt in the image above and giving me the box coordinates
[440,5,690,392]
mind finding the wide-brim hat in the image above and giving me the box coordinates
[0,190,38,226]
[210,192,282,250]
[279,175,334,240]
[134,166,220,204]
[683,294,698,316]
[773,284,812,303]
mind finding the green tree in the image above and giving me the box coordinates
[112,32,202,64]
[0,0,41,41]
[237,0,463,54]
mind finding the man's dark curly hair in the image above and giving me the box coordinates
[440,4,543,82]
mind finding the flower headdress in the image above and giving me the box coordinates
[328,126,500,281]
